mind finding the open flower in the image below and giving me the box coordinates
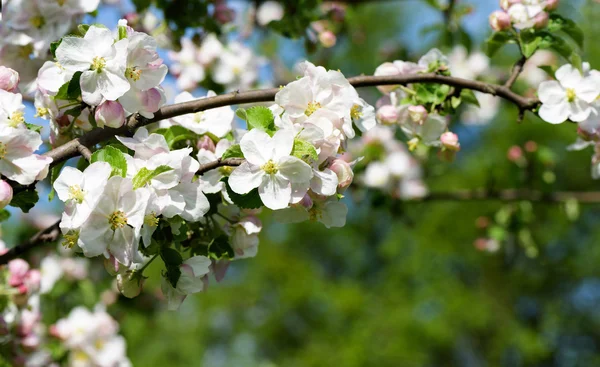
[171,91,234,137]
[124,31,168,91]
[229,129,313,210]
[161,255,211,310]
[54,162,112,229]
[56,25,130,106]
[538,64,600,124]
[0,127,52,185]
[0,89,26,129]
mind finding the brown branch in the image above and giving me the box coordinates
[504,56,528,89]
[0,220,60,265]
[197,158,245,175]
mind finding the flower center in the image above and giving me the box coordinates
[194,111,205,123]
[18,44,34,59]
[218,166,234,175]
[68,185,85,204]
[350,104,363,120]
[566,88,577,103]
[0,143,7,159]
[30,15,45,29]
[261,160,278,174]
[35,107,49,118]
[62,231,79,249]
[308,207,322,222]
[108,210,128,230]
[8,111,24,128]
[95,339,105,350]
[56,0,66,6]
[125,67,142,81]
[305,101,321,117]
[91,57,107,73]
[144,213,159,227]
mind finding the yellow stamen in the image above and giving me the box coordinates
[566,88,577,103]
[56,0,66,6]
[144,213,159,227]
[18,44,34,59]
[305,101,321,117]
[68,185,85,204]
[35,107,49,118]
[308,207,322,222]
[108,210,128,230]
[62,231,79,249]
[30,15,45,29]
[0,143,7,159]
[125,67,142,81]
[91,57,107,73]
[8,111,24,127]
[261,160,278,174]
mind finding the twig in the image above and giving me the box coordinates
[0,220,61,265]
[75,142,92,161]
[197,158,245,175]
[504,56,528,89]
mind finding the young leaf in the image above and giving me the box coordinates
[0,209,10,223]
[235,108,247,121]
[50,39,62,59]
[291,139,318,164]
[460,89,480,107]
[160,247,183,288]
[223,177,263,209]
[77,24,90,36]
[220,144,244,160]
[548,14,584,47]
[25,123,43,134]
[485,31,515,57]
[91,145,128,177]
[208,235,235,260]
[10,190,39,213]
[537,65,558,78]
[118,25,128,40]
[132,165,173,189]
[246,106,275,132]
[54,71,83,101]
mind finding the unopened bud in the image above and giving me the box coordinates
[533,11,549,29]
[489,11,511,31]
[524,140,538,152]
[545,0,559,11]
[117,271,145,298]
[374,62,400,94]
[507,145,523,162]
[0,180,13,209]
[329,158,354,192]
[376,105,400,125]
[408,105,428,124]
[440,132,460,151]
[214,3,235,24]
[103,255,120,276]
[197,135,216,152]
[95,101,125,129]
[318,31,337,48]
[500,0,521,11]
[0,66,19,93]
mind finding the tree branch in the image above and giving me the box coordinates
[197,158,245,175]
[1,188,597,265]
[504,56,528,89]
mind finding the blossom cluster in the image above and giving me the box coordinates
[489,0,559,31]
[34,21,167,147]
[169,33,259,92]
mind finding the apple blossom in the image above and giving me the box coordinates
[95,100,126,129]
[490,11,511,31]
[118,86,166,119]
[229,129,314,210]
[116,126,169,159]
[377,105,401,125]
[0,89,26,129]
[0,179,13,209]
[56,26,130,106]
[0,66,19,92]
[329,158,354,192]
[171,91,234,137]
[213,42,259,91]
[399,109,448,148]
[538,64,600,124]
[508,3,544,29]
[198,139,233,195]
[230,216,262,259]
[161,255,212,310]
[0,126,52,185]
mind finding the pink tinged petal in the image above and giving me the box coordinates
[575,77,600,103]
[277,156,313,183]
[229,162,264,194]
[95,100,125,128]
[135,64,168,91]
[310,168,338,196]
[258,174,292,210]
[240,129,272,165]
[54,166,84,202]
[56,37,93,71]
[4,154,49,185]
[212,260,230,282]
[539,100,571,124]
[272,129,295,159]
[537,80,565,104]
[555,64,583,89]
[80,71,103,106]
[569,100,594,122]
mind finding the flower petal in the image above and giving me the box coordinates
[228,162,264,194]
[258,174,291,210]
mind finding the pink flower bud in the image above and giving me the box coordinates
[507,145,523,162]
[440,132,460,151]
[329,158,354,192]
[475,216,490,229]
[376,105,400,125]
[533,11,549,29]
[214,3,235,24]
[500,0,521,11]
[319,31,337,48]
[374,62,401,94]
[8,259,29,287]
[299,194,313,209]
[117,271,144,298]
[489,11,511,31]
[24,269,41,293]
[0,66,19,93]
[142,88,164,114]
[545,0,559,11]
[95,101,125,129]
[197,135,216,152]
[21,333,40,351]
[408,105,428,124]
[524,141,538,152]
[0,180,13,209]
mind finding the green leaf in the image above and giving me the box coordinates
[91,145,127,177]
[154,126,197,148]
[246,106,275,133]
[537,65,558,78]
[132,165,173,189]
[235,108,247,121]
[414,83,450,105]
[160,247,183,288]
[220,144,244,160]
[208,235,234,260]
[77,24,90,36]
[0,209,11,223]
[547,14,584,47]
[25,123,42,134]
[50,39,62,59]
[223,177,263,209]
[460,89,480,107]
[291,139,318,164]
[118,25,127,40]
[48,161,67,202]
[485,31,515,57]
[451,96,462,109]
[535,32,576,64]
[54,71,82,101]
[10,190,39,213]
[63,106,84,120]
